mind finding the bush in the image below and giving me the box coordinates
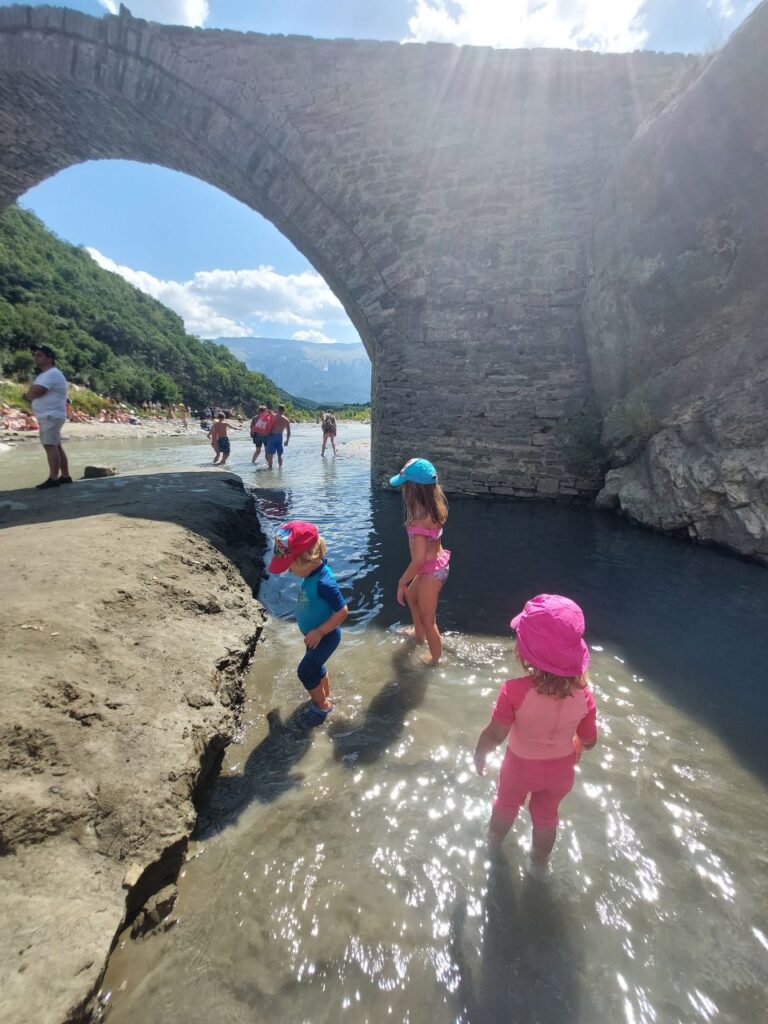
[0,380,30,410]
[603,396,660,447]
[69,388,109,416]
[10,349,34,379]
[562,403,606,471]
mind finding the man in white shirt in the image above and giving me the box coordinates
[25,345,72,489]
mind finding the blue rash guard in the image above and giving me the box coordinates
[295,561,346,690]
[297,560,345,634]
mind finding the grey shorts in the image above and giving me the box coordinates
[38,416,66,446]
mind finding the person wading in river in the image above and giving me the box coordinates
[250,404,274,465]
[321,409,337,456]
[266,404,291,469]
[208,413,240,466]
[25,345,72,489]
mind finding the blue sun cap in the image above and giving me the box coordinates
[389,457,438,488]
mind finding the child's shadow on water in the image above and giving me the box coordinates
[193,705,312,839]
[450,852,587,1024]
[328,645,430,765]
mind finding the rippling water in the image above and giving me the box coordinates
[6,425,766,1023]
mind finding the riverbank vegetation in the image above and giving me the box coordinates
[0,205,290,415]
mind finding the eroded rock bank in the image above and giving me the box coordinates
[0,468,266,1024]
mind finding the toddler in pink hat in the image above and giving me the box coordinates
[474,594,598,877]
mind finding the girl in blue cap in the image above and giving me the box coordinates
[389,458,450,665]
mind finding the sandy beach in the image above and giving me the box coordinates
[0,418,221,448]
[0,468,264,1024]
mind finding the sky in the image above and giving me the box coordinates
[3,0,762,343]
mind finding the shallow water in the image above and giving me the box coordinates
[5,426,766,1023]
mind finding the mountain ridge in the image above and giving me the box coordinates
[214,335,371,406]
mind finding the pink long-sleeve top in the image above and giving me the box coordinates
[493,676,597,760]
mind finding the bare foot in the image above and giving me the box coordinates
[525,855,551,881]
[395,625,427,644]
[417,650,439,667]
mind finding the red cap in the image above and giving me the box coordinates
[510,594,590,677]
[268,521,319,574]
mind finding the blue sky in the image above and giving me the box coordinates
[3,0,761,343]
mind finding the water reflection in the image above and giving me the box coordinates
[194,705,312,838]
[450,852,585,1024]
[328,644,430,766]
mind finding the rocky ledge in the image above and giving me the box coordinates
[0,468,266,1024]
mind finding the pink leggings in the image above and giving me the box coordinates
[494,750,577,829]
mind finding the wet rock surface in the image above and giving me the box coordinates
[0,469,266,1024]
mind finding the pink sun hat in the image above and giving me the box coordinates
[510,594,590,677]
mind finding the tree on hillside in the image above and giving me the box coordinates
[0,205,285,413]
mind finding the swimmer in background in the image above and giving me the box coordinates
[474,594,598,878]
[390,458,450,666]
[207,412,240,465]
[266,404,291,469]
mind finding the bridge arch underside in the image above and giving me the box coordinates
[0,6,694,498]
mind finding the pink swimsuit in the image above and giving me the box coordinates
[492,676,597,829]
[406,525,451,582]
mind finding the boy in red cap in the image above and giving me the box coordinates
[474,594,598,877]
[269,521,348,725]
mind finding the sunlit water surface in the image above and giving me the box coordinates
[4,425,766,1023]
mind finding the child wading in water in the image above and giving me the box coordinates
[208,413,240,465]
[474,594,598,878]
[269,521,348,727]
[390,458,450,665]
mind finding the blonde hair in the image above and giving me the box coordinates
[293,536,327,569]
[515,641,587,700]
[402,480,448,527]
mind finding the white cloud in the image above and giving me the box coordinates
[707,0,736,16]
[85,248,346,340]
[99,1,209,28]
[405,0,648,52]
[188,267,345,327]
[291,330,338,345]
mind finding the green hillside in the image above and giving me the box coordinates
[0,205,284,412]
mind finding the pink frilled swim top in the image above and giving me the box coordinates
[407,525,451,576]
[493,676,597,759]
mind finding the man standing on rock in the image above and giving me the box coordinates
[25,345,72,489]
[266,404,291,469]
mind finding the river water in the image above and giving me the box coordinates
[3,425,767,1023]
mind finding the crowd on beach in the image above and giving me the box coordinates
[1,393,192,433]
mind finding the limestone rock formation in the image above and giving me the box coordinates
[584,2,768,561]
[0,470,266,1024]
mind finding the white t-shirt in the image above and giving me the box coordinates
[31,366,68,418]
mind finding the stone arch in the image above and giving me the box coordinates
[0,5,694,494]
[0,6,393,362]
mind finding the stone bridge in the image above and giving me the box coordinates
[1,3,766,557]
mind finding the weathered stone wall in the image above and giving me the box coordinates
[582,1,768,560]
[0,5,693,501]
